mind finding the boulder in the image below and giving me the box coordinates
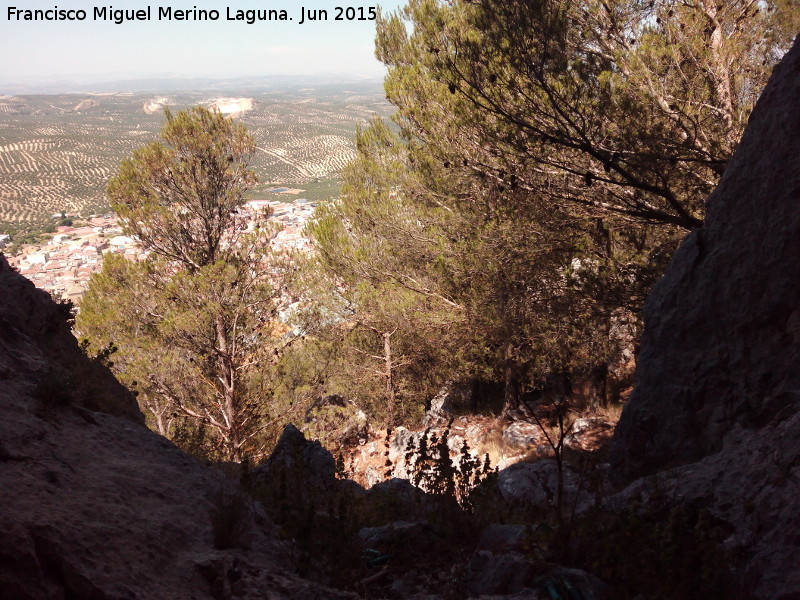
[464,555,604,600]
[0,254,141,423]
[362,477,444,523]
[390,426,414,455]
[501,422,539,448]
[492,459,593,516]
[358,520,439,554]
[253,423,339,491]
[422,383,456,427]
[477,524,532,554]
[463,551,537,597]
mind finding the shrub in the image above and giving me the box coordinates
[403,423,494,510]
[571,489,739,600]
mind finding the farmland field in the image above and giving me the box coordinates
[0,80,390,232]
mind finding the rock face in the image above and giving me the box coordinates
[0,255,141,423]
[609,39,800,599]
[0,255,354,600]
[612,38,800,477]
[255,423,341,491]
[73,99,99,111]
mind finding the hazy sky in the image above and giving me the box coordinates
[0,1,406,86]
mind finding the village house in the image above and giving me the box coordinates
[5,201,317,303]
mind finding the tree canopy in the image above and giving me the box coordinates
[79,107,294,461]
[299,0,798,420]
[77,1,800,452]
[376,0,799,229]
[107,106,258,269]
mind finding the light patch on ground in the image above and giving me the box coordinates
[73,99,99,112]
[143,97,170,115]
[209,97,254,115]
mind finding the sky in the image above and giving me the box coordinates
[0,1,406,88]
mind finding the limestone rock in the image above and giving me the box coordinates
[422,383,456,427]
[358,520,439,554]
[363,477,443,522]
[477,524,531,555]
[253,423,339,491]
[0,254,141,422]
[463,551,537,597]
[489,459,593,516]
[73,98,99,111]
[0,373,354,599]
[501,422,539,448]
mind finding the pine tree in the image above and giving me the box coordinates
[78,107,296,461]
[300,0,798,418]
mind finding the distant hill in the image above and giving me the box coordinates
[0,73,385,96]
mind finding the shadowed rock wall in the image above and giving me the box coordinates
[611,37,800,480]
[0,253,142,423]
[0,254,356,600]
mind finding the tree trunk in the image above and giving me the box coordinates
[470,378,480,414]
[701,0,736,146]
[383,331,396,427]
[500,358,523,420]
[589,362,608,411]
[148,400,170,437]
[215,314,243,462]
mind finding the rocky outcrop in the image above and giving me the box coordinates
[0,255,355,600]
[611,37,800,479]
[0,255,141,422]
[73,99,99,112]
[255,423,342,491]
[609,38,800,599]
[492,460,593,516]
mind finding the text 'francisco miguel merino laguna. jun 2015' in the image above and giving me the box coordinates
[6,5,378,25]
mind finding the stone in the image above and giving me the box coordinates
[463,551,536,596]
[389,426,414,462]
[0,254,141,423]
[0,259,356,599]
[422,383,455,427]
[358,520,439,553]
[493,459,592,515]
[565,417,613,447]
[538,567,606,600]
[611,37,800,480]
[477,524,531,554]
[502,422,539,448]
[253,423,338,490]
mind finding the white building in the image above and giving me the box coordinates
[27,252,50,265]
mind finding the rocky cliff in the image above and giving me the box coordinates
[610,37,800,599]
